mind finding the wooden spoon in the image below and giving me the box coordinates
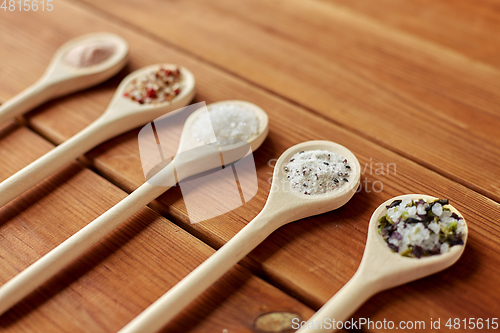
[0,63,195,208]
[0,100,267,316]
[119,140,361,333]
[296,194,468,333]
[0,32,128,125]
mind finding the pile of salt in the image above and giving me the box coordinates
[64,41,116,68]
[285,150,351,195]
[190,103,260,146]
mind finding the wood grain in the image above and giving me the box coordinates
[0,125,313,331]
[75,0,500,202]
[323,0,500,68]
[0,1,499,332]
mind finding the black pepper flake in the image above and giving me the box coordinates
[334,178,339,183]
[299,151,305,154]
[412,246,423,258]
[324,162,329,166]
[290,159,295,162]
[406,217,421,224]
[386,199,402,209]
[343,178,349,182]
[346,165,351,169]
[387,243,398,253]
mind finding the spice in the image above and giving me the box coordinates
[190,102,260,146]
[285,150,351,195]
[378,198,465,258]
[123,67,182,104]
[64,41,116,68]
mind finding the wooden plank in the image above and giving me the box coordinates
[0,125,314,331]
[73,0,500,202]
[0,2,499,331]
[321,0,500,68]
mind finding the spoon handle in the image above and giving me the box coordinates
[0,79,51,125]
[0,117,118,208]
[119,209,280,333]
[296,272,375,333]
[0,165,174,316]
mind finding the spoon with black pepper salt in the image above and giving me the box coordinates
[296,194,467,333]
[0,64,195,208]
[0,33,128,125]
[119,140,361,333]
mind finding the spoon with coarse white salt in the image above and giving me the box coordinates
[0,32,129,125]
[0,100,268,316]
[296,194,468,333]
[119,140,361,333]
[0,64,195,208]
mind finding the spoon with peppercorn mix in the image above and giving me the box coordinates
[296,194,467,333]
[0,32,128,125]
[119,140,361,333]
[0,64,195,208]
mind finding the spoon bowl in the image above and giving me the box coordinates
[43,32,129,94]
[297,194,468,333]
[102,64,195,125]
[0,32,128,125]
[264,140,361,227]
[163,100,269,183]
[363,194,467,287]
[177,100,269,153]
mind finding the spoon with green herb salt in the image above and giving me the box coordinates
[296,194,467,333]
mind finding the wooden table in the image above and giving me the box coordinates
[1,0,499,332]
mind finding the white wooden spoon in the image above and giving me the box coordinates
[0,32,128,125]
[0,63,195,208]
[0,100,267,316]
[296,194,468,333]
[119,140,361,333]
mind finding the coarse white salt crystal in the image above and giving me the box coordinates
[190,103,260,146]
[64,41,116,68]
[440,242,449,254]
[406,206,417,216]
[416,203,427,215]
[284,150,351,195]
[428,221,440,234]
[432,203,443,217]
